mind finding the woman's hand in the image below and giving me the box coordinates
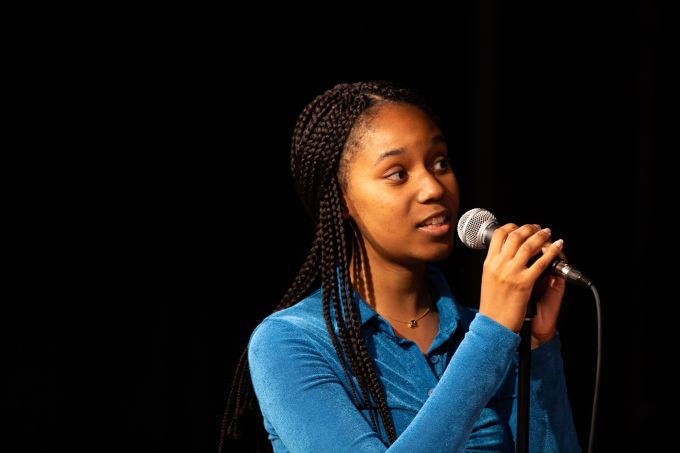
[530,249,567,349]
[479,223,565,334]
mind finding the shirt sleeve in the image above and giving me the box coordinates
[506,335,583,452]
[248,313,520,452]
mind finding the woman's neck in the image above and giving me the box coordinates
[350,251,431,320]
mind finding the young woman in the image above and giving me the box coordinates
[222,81,581,452]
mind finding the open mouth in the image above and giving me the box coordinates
[417,215,451,229]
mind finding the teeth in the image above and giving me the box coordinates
[421,216,447,227]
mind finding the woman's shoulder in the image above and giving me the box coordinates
[248,288,328,351]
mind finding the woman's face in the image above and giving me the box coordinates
[342,102,459,266]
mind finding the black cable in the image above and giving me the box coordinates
[587,284,602,453]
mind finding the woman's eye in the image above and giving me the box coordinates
[434,158,450,171]
[386,170,408,182]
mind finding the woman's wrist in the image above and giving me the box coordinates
[531,331,556,350]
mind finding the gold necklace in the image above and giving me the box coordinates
[376,304,432,328]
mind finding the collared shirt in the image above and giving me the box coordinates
[248,265,581,452]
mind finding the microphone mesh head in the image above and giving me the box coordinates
[457,208,497,249]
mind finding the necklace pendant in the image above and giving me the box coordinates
[409,319,417,328]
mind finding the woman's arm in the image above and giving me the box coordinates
[248,313,520,452]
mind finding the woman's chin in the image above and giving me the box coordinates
[429,248,453,262]
[418,242,454,263]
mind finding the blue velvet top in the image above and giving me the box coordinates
[248,265,581,452]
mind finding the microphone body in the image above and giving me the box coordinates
[457,208,593,288]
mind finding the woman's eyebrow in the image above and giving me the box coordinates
[373,148,405,167]
[373,135,446,167]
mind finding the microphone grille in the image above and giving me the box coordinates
[457,208,497,249]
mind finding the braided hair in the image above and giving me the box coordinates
[220,81,436,451]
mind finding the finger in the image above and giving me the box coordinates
[548,274,566,292]
[499,223,542,260]
[487,223,519,257]
[513,227,553,265]
[542,244,567,262]
[527,238,564,280]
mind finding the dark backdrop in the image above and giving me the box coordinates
[8,1,676,452]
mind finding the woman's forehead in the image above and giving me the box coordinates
[354,104,443,159]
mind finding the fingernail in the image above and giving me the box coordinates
[541,247,547,254]
[554,239,564,249]
[541,227,551,235]
[533,224,541,229]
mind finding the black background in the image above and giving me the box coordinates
[8,1,677,452]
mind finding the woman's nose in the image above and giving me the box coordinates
[417,171,445,203]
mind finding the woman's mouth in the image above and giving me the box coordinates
[417,215,452,236]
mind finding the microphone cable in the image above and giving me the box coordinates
[586,285,602,453]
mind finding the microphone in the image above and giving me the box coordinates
[457,208,593,288]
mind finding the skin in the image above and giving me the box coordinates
[341,102,565,353]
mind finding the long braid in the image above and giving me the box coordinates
[221,81,434,450]
[321,190,380,432]
[318,194,376,430]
